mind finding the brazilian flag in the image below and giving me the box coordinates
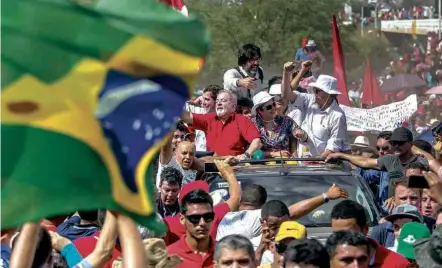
[1,0,209,232]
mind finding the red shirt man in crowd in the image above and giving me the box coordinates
[331,200,410,268]
[182,90,262,159]
[167,189,217,268]
[163,160,241,245]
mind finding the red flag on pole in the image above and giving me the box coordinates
[331,15,351,106]
[361,57,385,106]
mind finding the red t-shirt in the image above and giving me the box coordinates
[192,113,260,156]
[163,203,230,246]
[73,231,121,268]
[369,238,410,268]
[167,236,215,268]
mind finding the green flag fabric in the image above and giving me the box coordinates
[1,0,209,232]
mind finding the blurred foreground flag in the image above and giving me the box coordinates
[1,0,209,231]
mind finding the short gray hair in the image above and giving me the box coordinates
[214,234,254,261]
[217,90,238,106]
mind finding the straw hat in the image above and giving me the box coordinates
[112,238,182,268]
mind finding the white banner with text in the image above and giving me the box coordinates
[340,94,417,132]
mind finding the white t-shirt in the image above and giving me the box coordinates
[155,157,197,189]
[195,130,207,151]
[216,209,262,250]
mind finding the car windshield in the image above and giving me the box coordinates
[209,172,379,228]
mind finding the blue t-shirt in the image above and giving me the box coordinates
[57,216,100,241]
[295,48,309,61]
[0,244,11,268]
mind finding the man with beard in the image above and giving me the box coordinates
[223,44,264,100]
[167,189,216,267]
[182,90,262,159]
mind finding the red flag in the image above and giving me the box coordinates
[361,58,385,106]
[331,15,351,106]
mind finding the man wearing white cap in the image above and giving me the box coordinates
[281,60,350,158]
[305,40,325,78]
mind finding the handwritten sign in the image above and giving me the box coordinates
[340,95,417,132]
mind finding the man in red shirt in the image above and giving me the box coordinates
[182,90,262,159]
[73,231,121,268]
[164,160,241,246]
[331,200,410,268]
[167,189,217,268]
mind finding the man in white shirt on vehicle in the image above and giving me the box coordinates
[281,60,351,157]
[223,44,264,100]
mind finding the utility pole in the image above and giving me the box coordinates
[361,6,364,36]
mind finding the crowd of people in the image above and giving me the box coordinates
[3,40,442,268]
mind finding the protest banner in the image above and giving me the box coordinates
[340,94,417,132]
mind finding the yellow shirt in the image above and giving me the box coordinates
[257,264,271,268]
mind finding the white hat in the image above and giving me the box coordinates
[429,94,436,100]
[308,75,341,95]
[251,91,274,116]
[351,136,370,148]
[430,119,439,125]
[306,40,316,47]
[269,84,282,95]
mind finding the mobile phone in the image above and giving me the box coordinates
[204,162,218,173]
[408,175,429,189]
[432,121,442,136]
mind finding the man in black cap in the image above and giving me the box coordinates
[326,127,429,193]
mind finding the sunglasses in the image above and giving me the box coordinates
[275,242,288,254]
[184,212,215,225]
[391,140,407,146]
[376,146,391,151]
[260,102,275,111]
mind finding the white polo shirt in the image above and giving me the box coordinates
[294,93,350,157]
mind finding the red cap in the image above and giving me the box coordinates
[302,38,308,48]
[179,181,209,204]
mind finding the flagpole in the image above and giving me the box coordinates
[361,6,364,37]
[439,0,441,39]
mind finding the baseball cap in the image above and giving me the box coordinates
[415,225,442,268]
[275,221,306,242]
[384,204,424,223]
[390,127,413,142]
[397,222,430,260]
[179,181,209,204]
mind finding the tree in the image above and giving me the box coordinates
[187,0,392,85]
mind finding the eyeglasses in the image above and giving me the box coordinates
[391,140,407,146]
[248,57,261,63]
[271,95,282,102]
[376,146,391,151]
[274,242,288,254]
[260,102,275,111]
[313,87,323,94]
[184,212,215,225]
